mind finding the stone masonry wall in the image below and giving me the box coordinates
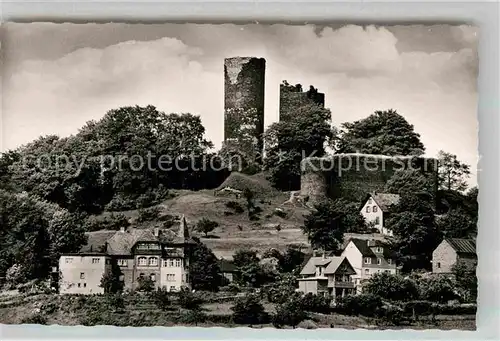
[224,57,266,164]
[279,83,325,122]
[300,154,438,205]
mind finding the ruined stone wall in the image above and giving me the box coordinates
[224,57,266,163]
[279,83,325,122]
[300,154,438,205]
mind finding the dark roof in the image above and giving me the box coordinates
[446,238,476,255]
[348,238,395,258]
[219,259,237,273]
[364,193,400,212]
[79,215,193,256]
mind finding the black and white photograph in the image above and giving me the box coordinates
[0,22,478,330]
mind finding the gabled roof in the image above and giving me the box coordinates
[445,238,476,255]
[78,215,193,256]
[299,256,332,276]
[363,193,400,212]
[324,257,355,275]
[346,238,395,259]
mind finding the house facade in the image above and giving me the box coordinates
[432,238,476,274]
[297,255,356,301]
[360,193,400,235]
[341,238,397,293]
[59,215,194,294]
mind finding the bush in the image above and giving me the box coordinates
[231,294,269,325]
[225,201,244,214]
[137,206,161,223]
[178,287,203,310]
[137,277,155,292]
[272,297,307,329]
[195,218,219,237]
[151,287,171,310]
[21,313,48,325]
[419,275,458,303]
[178,309,206,325]
[300,293,332,313]
[363,272,419,301]
[84,213,130,232]
[335,294,383,317]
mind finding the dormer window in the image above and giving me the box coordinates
[364,257,372,264]
[375,247,383,253]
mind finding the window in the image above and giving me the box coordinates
[169,259,175,267]
[162,260,168,267]
[166,274,175,282]
[437,262,441,268]
[83,283,87,288]
[175,259,182,267]
[149,257,158,266]
[364,257,371,264]
[78,283,81,288]
[368,198,372,204]
[365,269,369,274]
[139,273,145,280]
[376,247,383,253]
[377,258,382,265]
[138,257,147,266]
[373,205,378,212]
[65,258,73,264]
[374,217,380,225]
[170,286,176,292]
[105,259,111,265]
[150,274,156,282]
[388,259,392,265]
[366,206,371,213]
[92,258,100,264]
[118,259,127,266]
[80,272,85,279]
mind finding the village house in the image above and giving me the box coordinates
[297,254,356,301]
[58,215,195,295]
[360,192,400,235]
[432,238,477,274]
[341,238,397,293]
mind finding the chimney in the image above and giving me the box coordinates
[153,228,160,237]
[120,226,126,233]
[322,252,326,260]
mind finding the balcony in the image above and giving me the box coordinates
[328,276,355,289]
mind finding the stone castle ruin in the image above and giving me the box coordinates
[300,154,438,206]
[224,57,266,164]
[223,57,438,206]
[279,81,325,121]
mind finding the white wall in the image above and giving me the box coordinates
[160,257,186,291]
[360,197,384,233]
[59,255,109,294]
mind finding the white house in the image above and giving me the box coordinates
[360,192,400,235]
[340,238,397,293]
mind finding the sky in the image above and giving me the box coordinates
[1,23,479,184]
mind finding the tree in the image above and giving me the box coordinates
[451,260,477,302]
[363,272,419,301]
[233,249,260,268]
[436,208,477,238]
[437,150,471,192]
[385,193,441,272]
[195,218,219,237]
[301,199,364,252]
[385,169,436,196]
[264,102,334,191]
[419,275,458,303]
[231,294,269,326]
[189,237,223,291]
[100,264,124,294]
[272,296,307,329]
[278,246,306,274]
[337,109,425,156]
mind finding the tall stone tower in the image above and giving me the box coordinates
[224,57,266,165]
[279,81,325,122]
